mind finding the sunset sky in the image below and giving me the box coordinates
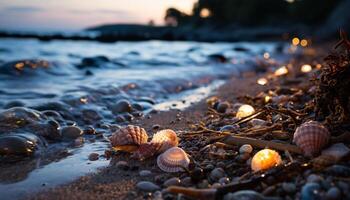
[0,0,197,32]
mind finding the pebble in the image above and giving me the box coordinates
[219,177,230,185]
[181,177,192,187]
[325,165,350,177]
[163,177,181,187]
[136,181,160,192]
[209,168,226,182]
[116,161,129,170]
[139,170,152,177]
[248,119,267,127]
[197,180,210,189]
[224,190,266,200]
[211,183,222,188]
[112,99,132,114]
[239,144,253,154]
[301,183,321,200]
[115,115,126,123]
[61,126,83,139]
[205,164,215,171]
[307,174,323,183]
[216,161,226,169]
[220,125,239,133]
[326,187,341,200]
[152,124,160,130]
[282,182,296,194]
[237,153,251,163]
[88,153,99,161]
[216,101,230,113]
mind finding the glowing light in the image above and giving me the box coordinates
[236,104,255,119]
[251,149,282,172]
[286,0,295,3]
[301,64,312,73]
[15,63,24,70]
[200,8,211,18]
[264,96,271,103]
[300,39,308,47]
[292,37,300,46]
[274,66,288,76]
[257,78,268,86]
[316,64,322,69]
[263,52,270,60]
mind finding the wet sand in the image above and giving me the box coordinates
[29,74,273,200]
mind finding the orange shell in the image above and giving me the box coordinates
[251,149,282,172]
[157,147,190,173]
[109,125,148,147]
[293,121,330,157]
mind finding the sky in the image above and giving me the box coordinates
[0,0,197,32]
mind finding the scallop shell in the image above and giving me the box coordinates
[132,129,179,160]
[109,125,148,147]
[157,147,190,173]
[293,121,330,157]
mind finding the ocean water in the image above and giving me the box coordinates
[0,38,282,199]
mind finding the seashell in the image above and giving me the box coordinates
[293,121,330,157]
[109,125,148,150]
[236,104,255,119]
[157,147,190,173]
[151,129,179,153]
[131,129,178,160]
[321,143,350,162]
[251,149,282,172]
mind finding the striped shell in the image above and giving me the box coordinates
[157,147,190,173]
[132,129,178,160]
[109,125,148,147]
[293,121,330,157]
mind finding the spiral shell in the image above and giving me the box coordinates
[132,129,179,160]
[293,121,330,157]
[109,125,148,147]
[157,147,190,173]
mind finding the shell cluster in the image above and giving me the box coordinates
[109,126,179,160]
[157,147,190,173]
[293,121,330,157]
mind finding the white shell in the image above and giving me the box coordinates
[109,125,148,147]
[157,147,190,173]
[293,121,330,157]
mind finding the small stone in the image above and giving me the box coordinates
[248,119,267,127]
[116,161,129,170]
[139,170,152,177]
[163,177,181,187]
[115,115,126,123]
[197,180,210,189]
[237,153,251,163]
[326,187,341,200]
[112,99,132,114]
[224,190,266,200]
[239,144,253,154]
[301,183,321,200]
[216,161,226,169]
[307,174,323,183]
[219,177,230,185]
[152,124,160,130]
[325,165,350,177]
[212,183,222,188]
[181,177,192,187]
[216,102,230,113]
[220,125,239,133]
[282,182,296,194]
[136,181,160,192]
[88,153,99,161]
[61,126,83,139]
[209,168,226,182]
[205,164,215,171]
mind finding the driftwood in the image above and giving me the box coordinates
[221,135,302,154]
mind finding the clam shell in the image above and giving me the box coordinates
[157,147,190,173]
[109,125,148,147]
[151,129,178,153]
[293,121,330,157]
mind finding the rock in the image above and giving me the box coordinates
[139,170,152,177]
[163,177,181,187]
[61,126,83,139]
[219,177,230,185]
[248,119,267,127]
[326,187,341,200]
[239,144,253,154]
[88,153,99,161]
[111,100,132,114]
[208,54,227,63]
[197,180,210,189]
[116,161,129,170]
[181,177,192,187]
[220,125,239,133]
[237,153,251,163]
[205,164,215,171]
[152,124,160,130]
[224,190,268,200]
[321,143,350,162]
[115,115,126,123]
[209,168,226,182]
[81,109,102,123]
[216,102,230,113]
[79,56,109,68]
[307,174,323,183]
[136,181,160,192]
[282,182,296,194]
[301,183,321,200]
[212,183,222,188]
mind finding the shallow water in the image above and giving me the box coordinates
[0,38,283,199]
